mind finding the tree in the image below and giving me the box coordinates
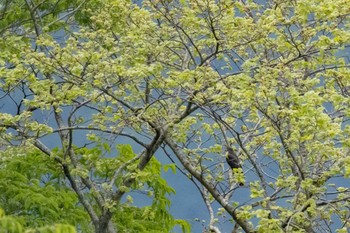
[1,0,350,232]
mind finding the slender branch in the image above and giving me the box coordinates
[47,126,149,148]
[202,188,221,233]
[33,139,100,230]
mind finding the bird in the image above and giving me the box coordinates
[226,147,244,186]
[226,147,242,169]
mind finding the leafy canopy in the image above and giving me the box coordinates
[1,0,350,232]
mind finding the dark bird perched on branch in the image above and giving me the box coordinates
[215,119,244,186]
[226,147,244,186]
[226,147,241,169]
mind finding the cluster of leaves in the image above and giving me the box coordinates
[0,207,76,233]
[0,148,83,232]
